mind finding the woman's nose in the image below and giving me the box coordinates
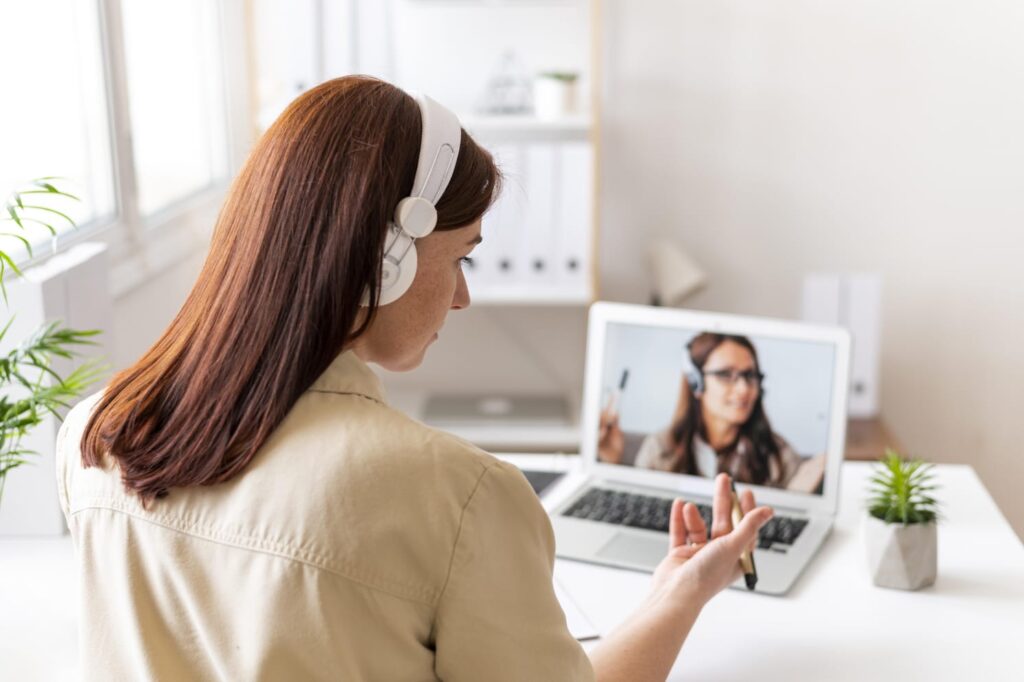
[451,269,471,310]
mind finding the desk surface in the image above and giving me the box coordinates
[509,456,1024,681]
[3,461,1022,681]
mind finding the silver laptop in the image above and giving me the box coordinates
[546,302,851,595]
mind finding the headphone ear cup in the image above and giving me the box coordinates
[394,196,438,238]
[378,238,418,306]
[686,370,704,395]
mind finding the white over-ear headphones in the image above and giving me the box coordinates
[361,93,462,307]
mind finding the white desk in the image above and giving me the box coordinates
[506,457,1024,681]
[3,461,1022,681]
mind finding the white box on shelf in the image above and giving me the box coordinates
[801,273,882,418]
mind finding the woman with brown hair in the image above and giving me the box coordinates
[56,76,772,681]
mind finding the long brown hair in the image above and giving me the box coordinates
[82,76,500,503]
[668,333,782,484]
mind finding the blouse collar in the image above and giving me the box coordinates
[308,350,387,404]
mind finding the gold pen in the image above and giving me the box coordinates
[731,480,758,590]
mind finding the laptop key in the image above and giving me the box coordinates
[564,487,809,548]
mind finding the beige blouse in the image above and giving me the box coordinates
[56,351,593,681]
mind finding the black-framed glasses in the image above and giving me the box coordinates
[704,368,764,387]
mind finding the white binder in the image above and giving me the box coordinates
[522,143,557,286]
[485,144,528,290]
[554,141,593,296]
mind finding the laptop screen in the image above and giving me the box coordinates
[597,321,837,497]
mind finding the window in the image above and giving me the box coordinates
[120,0,228,217]
[1,0,240,273]
[0,0,114,255]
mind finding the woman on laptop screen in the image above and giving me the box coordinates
[598,332,824,492]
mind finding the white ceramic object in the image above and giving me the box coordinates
[533,75,578,120]
[863,514,937,590]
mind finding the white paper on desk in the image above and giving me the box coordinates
[554,577,600,641]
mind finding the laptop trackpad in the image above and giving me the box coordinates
[596,532,665,567]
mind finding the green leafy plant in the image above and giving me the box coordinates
[0,179,103,506]
[2,178,78,293]
[537,71,579,83]
[867,449,940,525]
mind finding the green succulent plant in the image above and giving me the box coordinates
[867,449,940,525]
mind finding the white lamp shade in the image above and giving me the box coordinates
[649,239,708,306]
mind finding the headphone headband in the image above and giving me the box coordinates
[411,94,461,204]
[361,92,464,307]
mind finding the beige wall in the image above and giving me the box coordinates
[599,0,1024,538]
[111,251,206,371]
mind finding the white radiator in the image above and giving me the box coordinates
[0,242,112,536]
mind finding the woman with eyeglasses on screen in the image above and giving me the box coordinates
[56,77,772,681]
[599,332,820,492]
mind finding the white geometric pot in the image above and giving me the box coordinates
[863,514,937,590]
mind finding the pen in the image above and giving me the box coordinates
[605,369,629,415]
[730,480,758,590]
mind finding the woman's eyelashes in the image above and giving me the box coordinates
[458,256,474,269]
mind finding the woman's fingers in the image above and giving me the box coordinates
[683,502,707,545]
[739,488,758,552]
[672,481,771,559]
[711,473,732,539]
[724,506,774,556]
[671,499,711,554]
[740,488,755,515]
[669,498,686,550]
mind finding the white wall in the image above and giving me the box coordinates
[111,251,205,370]
[599,0,1024,539]
[353,0,591,115]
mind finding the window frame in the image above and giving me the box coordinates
[11,0,253,298]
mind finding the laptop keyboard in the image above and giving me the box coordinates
[562,487,809,551]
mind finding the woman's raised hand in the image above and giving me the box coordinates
[650,473,773,607]
[597,407,625,465]
[589,475,773,681]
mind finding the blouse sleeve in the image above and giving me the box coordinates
[774,435,804,488]
[634,430,673,471]
[432,460,595,682]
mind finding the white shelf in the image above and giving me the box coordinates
[467,283,592,306]
[386,388,582,453]
[461,113,592,142]
[443,423,581,453]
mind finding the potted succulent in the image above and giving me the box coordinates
[863,449,940,590]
